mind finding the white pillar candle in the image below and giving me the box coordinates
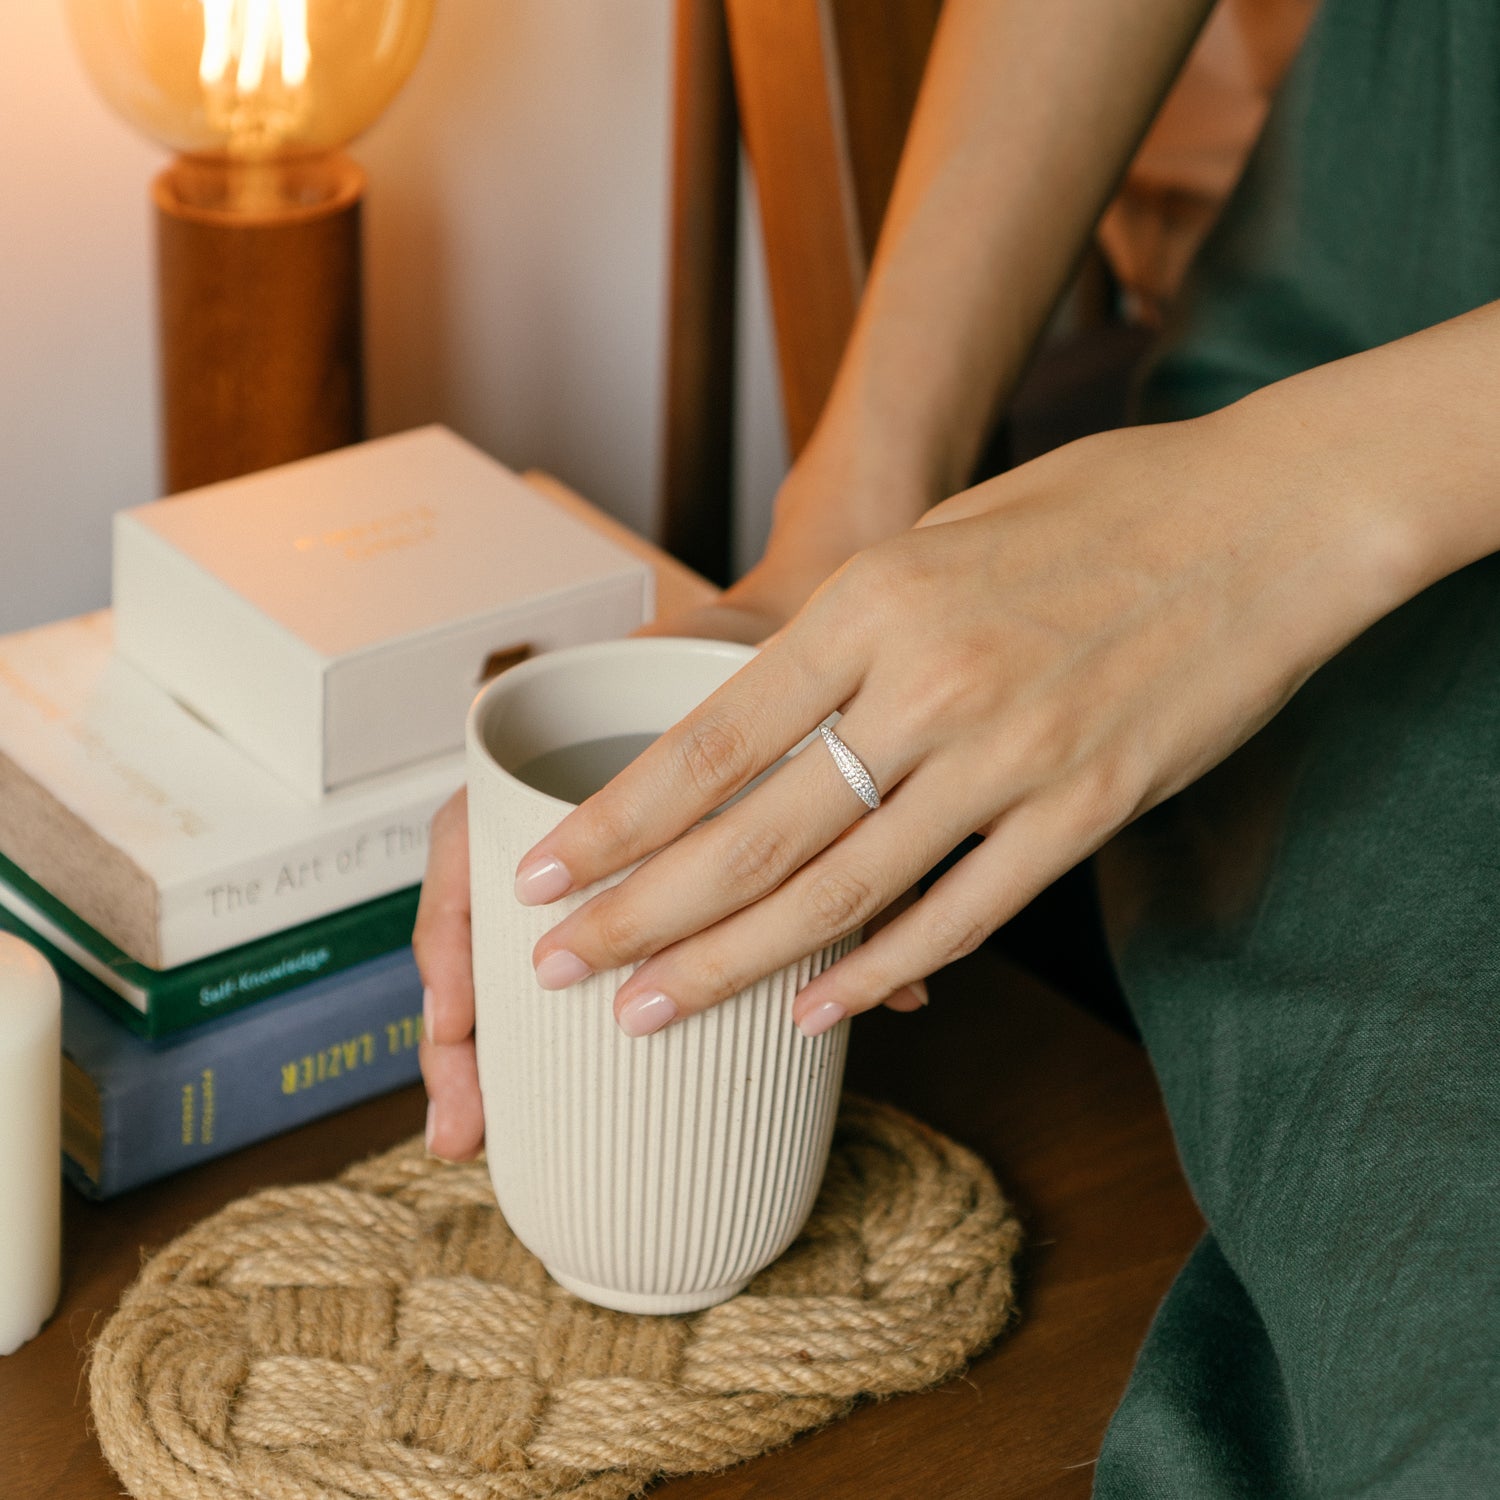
[0,933,60,1355]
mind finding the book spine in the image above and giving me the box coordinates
[0,906,146,1034]
[145,888,420,1035]
[0,872,420,1037]
[66,950,425,1198]
[54,910,421,1040]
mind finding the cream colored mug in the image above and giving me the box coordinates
[465,637,853,1314]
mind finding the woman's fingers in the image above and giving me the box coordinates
[861,888,929,1010]
[789,790,1108,1030]
[881,978,930,1012]
[412,789,476,1043]
[606,763,975,1036]
[864,881,917,941]
[412,788,483,1155]
[531,707,914,983]
[513,611,867,904]
[418,1035,485,1161]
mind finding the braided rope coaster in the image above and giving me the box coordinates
[90,1095,1021,1500]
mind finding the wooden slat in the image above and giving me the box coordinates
[828,0,944,257]
[659,0,740,585]
[726,0,864,456]
[725,0,941,456]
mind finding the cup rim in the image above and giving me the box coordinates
[465,635,758,811]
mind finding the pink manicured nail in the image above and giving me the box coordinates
[798,1000,846,1038]
[617,991,677,1037]
[534,949,592,990]
[885,981,930,1012]
[514,854,572,905]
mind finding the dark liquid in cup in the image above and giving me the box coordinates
[511,732,660,804]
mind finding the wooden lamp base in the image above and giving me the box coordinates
[153,152,366,495]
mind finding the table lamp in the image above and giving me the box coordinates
[66,0,434,493]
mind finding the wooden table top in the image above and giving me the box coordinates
[0,948,1202,1500]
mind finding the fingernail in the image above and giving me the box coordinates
[425,1110,460,1166]
[422,985,434,1038]
[514,854,572,905]
[617,990,677,1037]
[886,980,930,1012]
[798,1000,847,1038]
[534,949,593,990]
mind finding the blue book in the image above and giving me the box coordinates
[61,947,425,1199]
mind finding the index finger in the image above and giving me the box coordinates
[513,615,862,904]
[412,788,476,1044]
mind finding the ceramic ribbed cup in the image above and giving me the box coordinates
[466,637,852,1315]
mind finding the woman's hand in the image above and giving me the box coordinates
[413,599,922,1159]
[417,438,940,1158]
[517,408,1411,1040]
[415,302,1500,1157]
[415,588,794,1160]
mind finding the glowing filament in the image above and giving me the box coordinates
[196,0,313,153]
[197,0,311,94]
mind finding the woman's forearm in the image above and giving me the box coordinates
[741,0,1214,621]
[814,0,1216,503]
[1213,299,1500,626]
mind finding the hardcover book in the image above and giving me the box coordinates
[0,850,418,1037]
[0,610,461,968]
[61,946,425,1198]
[114,427,655,797]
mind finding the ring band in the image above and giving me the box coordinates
[819,725,881,811]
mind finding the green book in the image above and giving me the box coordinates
[0,848,419,1038]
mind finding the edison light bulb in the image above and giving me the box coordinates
[64,0,435,491]
[66,0,433,167]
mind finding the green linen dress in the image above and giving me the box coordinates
[1091,1,1500,1494]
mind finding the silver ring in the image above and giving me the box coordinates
[819,724,881,811]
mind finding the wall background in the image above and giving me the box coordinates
[0,1,787,637]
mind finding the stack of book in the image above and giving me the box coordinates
[3,429,651,1197]
[0,610,453,1198]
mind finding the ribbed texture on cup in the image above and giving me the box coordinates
[468,761,852,1314]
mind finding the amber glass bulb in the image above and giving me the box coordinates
[66,0,434,162]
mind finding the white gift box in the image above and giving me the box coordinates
[113,427,654,799]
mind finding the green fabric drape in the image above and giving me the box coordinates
[1094,2,1500,1493]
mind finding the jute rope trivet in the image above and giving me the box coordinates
[90,1094,1022,1500]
